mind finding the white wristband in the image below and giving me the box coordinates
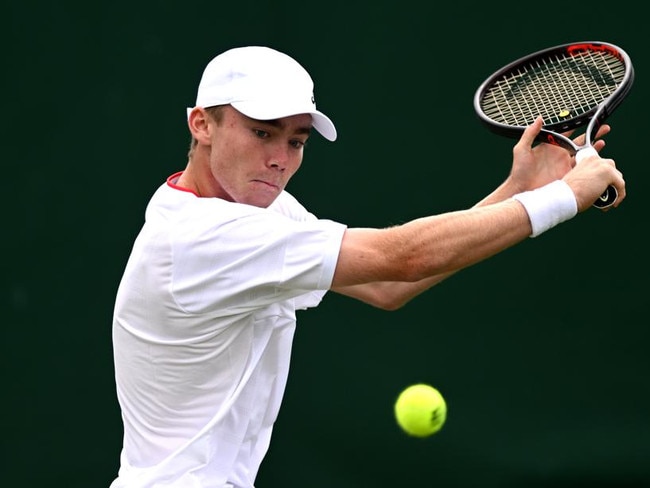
[512,180,578,238]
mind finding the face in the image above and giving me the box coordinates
[202,106,312,208]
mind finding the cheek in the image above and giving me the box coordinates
[288,155,303,175]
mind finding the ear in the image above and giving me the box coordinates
[187,107,212,145]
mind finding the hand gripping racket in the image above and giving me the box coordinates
[474,41,634,209]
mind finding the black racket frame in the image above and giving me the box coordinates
[473,41,635,154]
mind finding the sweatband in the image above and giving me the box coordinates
[512,180,578,238]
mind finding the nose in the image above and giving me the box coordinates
[267,144,289,171]
[269,161,286,172]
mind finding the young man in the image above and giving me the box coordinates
[110,46,625,488]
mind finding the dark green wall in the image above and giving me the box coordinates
[6,1,649,487]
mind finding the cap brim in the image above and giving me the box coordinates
[232,101,337,141]
[310,112,337,142]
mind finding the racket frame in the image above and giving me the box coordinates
[473,41,634,208]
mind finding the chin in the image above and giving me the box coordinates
[241,195,277,208]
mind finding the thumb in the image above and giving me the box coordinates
[517,116,544,149]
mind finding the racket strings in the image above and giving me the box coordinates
[481,50,626,127]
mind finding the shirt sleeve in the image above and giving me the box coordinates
[170,196,346,315]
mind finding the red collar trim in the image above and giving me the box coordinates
[166,171,200,197]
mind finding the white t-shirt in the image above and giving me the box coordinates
[111,173,347,488]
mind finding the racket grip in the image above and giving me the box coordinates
[574,147,618,209]
[593,185,618,209]
[575,146,598,163]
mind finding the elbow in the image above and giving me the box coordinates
[371,292,412,312]
[354,284,412,311]
[377,299,408,312]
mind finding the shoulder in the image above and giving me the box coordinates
[268,191,316,221]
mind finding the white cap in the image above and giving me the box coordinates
[187,46,337,141]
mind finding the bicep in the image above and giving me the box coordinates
[331,227,411,288]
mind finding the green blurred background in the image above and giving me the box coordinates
[5,1,649,487]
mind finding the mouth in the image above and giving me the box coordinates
[252,179,280,190]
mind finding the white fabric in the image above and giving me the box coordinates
[110,175,346,487]
[187,46,337,141]
[512,180,578,237]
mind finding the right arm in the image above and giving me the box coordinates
[332,198,530,288]
[330,118,625,309]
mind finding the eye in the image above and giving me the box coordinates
[290,139,306,149]
[253,129,269,139]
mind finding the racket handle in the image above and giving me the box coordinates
[574,147,618,209]
[593,185,618,208]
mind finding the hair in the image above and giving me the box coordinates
[186,105,227,160]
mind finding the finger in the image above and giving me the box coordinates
[517,116,544,149]
[612,171,626,208]
[592,139,606,153]
[571,124,612,147]
[594,123,612,140]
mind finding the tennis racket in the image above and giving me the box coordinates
[474,41,634,209]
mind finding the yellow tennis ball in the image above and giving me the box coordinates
[394,383,447,438]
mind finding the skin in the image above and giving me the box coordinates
[179,106,309,208]
[180,106,625,311]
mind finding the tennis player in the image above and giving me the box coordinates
[109,46,625,488]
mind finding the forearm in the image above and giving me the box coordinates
[333,176,581,307]
[332,200,528,308]
[395,200,531,280]
[474,176,524,207]
[354,179,532,307]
